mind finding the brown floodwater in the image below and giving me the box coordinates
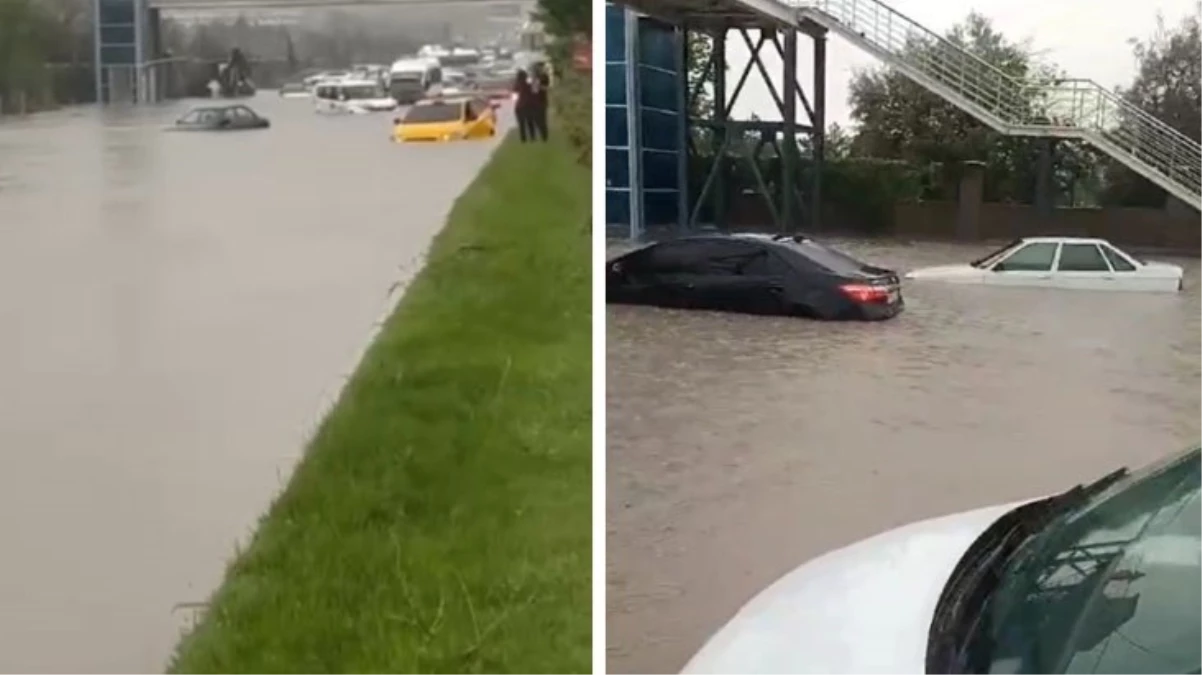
[0,96,507,672]
[606,237,1200,673]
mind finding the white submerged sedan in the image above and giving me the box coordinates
[685,446,1201,674]
[905,237,1184,292]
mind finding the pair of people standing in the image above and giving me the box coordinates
[513,65,550,142]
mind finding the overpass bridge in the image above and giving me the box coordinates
[613,0,1198,234]
[93,0,526,103]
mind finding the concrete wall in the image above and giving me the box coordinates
[892,201,1200,253]
[723,161,1200,254]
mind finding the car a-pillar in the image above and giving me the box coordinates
[94,0,164,104]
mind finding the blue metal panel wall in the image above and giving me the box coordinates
[94,0,144,102]
[604,3,633,232]
[634,17,682,228]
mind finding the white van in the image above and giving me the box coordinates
[388,57,440,105]
[313,78,397,114]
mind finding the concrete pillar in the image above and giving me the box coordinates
[955,160,986,240]
[1034,137,1056,219]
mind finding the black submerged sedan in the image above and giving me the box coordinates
[171,104,270,131]
[606,233,904,320]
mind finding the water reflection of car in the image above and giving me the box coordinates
[686,446,1201,674]
[171,105,270,131]
[906,236,1185,293]
[606,233,904,320]
[391,96,498,143]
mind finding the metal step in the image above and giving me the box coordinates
[790,0,1202,209]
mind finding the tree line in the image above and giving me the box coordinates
[0,0,91,112]
[687,11,1200,211]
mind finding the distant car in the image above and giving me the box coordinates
[390,96,498,143]
[171,105,270,131]
[685,445,1201,674]
[906,236,1185,292]
[606,233,904,320]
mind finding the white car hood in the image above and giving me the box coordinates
[684,501,1032,674]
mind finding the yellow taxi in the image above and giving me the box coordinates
[391,96,498,142]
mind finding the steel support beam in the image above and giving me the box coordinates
[684,24,826,233]
[676,25,691,236]
[811,32,826,230]
[781,29,797,230]
[711,29,727,228]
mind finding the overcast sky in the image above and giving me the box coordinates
[723,0,1200,127]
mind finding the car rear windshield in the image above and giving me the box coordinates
[403,103,461,123]
[779,239,876,276]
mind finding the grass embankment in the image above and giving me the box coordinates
[170,131,592,674]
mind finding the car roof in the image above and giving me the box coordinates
[317,77,377,86]
[417,95,482,105]
[1018,236,1114,246]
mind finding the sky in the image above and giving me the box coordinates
[723,0,1201,127]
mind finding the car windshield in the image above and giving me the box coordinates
[964,448,1200,674]
[971,239,1024,268]
[341,85,382,99]
[403,103,461,124]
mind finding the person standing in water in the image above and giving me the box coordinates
[528,62,551,142]
[512,69,534,142]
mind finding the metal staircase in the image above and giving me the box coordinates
[789,0,1202,209]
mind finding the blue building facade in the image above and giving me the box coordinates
[605,3,687,239]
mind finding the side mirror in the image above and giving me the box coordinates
[392,117,401,125]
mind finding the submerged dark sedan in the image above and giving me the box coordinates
[170,104,270,131]
[606,233,903,320]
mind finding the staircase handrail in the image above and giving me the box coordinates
[794,0,1201,202]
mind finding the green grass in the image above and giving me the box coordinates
[169,132,592,674]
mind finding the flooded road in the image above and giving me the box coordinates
[0,96,507,672]
[606,238,1200,673]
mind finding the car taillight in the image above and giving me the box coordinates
[839,283,891,304]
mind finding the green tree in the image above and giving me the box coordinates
[847,12,1095,203]
[534,0,589,56]
[1101,10,1201,207]
[0,0,57,112]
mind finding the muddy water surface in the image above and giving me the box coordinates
[606,238,1200,673]
[0,97,506,672]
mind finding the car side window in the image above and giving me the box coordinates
[738,249,790,277]
[993,242,1058,272]
[1056,243,1110,272]
[464,102,478,121]
[645,241,755,275]
[1101,245,1137,272]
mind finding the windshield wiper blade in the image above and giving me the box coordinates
[1055,467,1129,509]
